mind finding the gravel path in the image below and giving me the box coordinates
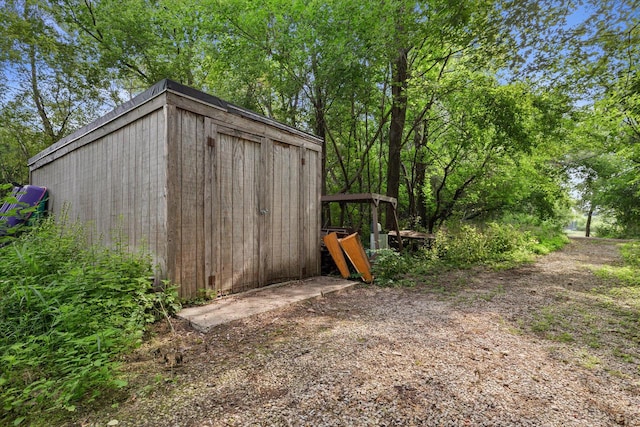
[71,237,639,427]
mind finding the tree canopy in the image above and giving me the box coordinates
[1,0,637,236]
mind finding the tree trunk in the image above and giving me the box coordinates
[385,47,409,230]
[585,205,594,237]
[415,120,429,228]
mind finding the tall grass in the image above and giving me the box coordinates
[0,216,179,424]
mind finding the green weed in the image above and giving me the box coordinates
[0,216,179,424]
[576,350,601,369]
[372,222,567,287]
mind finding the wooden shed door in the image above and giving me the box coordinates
[265,141,304,283]
[205,123,262,296]
[204,120,312,296]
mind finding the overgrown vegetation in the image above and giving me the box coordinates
[372,220,569,286]
[2,1,639,238]
[0,216,180,425]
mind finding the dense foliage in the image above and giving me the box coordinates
[0,217,180,423]
[372,220,569,286]
[1,0,637,235]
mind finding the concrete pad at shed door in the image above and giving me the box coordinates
[177,276,359,332]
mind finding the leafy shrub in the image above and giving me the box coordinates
[0,216,179,423]
[484,222,524,255]
[371,249,410,284]
[372,221,568,285]
[526,220,570,254]
[433,224,488,266]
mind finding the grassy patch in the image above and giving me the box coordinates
[576,349,602,369]
[522,241,640,373]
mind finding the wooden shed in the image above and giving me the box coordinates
[28,80,323,299]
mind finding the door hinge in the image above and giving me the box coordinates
[208,275,216,289]
[301,157,306,166]
[207,136,216,147]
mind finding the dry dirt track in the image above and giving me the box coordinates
[72,237,640,427]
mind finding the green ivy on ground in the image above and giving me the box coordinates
[0,217,180,424]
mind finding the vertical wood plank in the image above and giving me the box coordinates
[141,113,151,251]
[232,136,245,292]
[281,144,291,279]
[128,123,135,245]
[80,146,88,231]
[243,139,258,287]
[165,104,182,296]
[271,144,283,281]
[195,115,205,296]
[305,150,312,275]
[97,139,104,238]
[314,149,322,274]
[258,137,273,287]
[299,148,307,278]
[181,110,198,298]
[74,144,82,224]
[219,133,233,295]
[102,133,111,242]
[157,109,168,278]
[212,124,222,294]
[148,111,158,260]
[252,140,260,285]
[112,128,122,243]
[204,118,214,293]
[289,146,301,278]
[135,118,143,248]
[76,146,83,230]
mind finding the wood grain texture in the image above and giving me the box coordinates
[232,133,245,292]
[196,114,205,297]
[271,143,284,280]
[30,90,322,300]
[156,109,168,277]
[166,104,181,293]
[219,133,233,295]
[259,137,273,287]
[180,110,198,298]
[204,118,215,293]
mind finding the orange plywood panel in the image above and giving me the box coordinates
[338,233,373,283]
[323,232,350,279]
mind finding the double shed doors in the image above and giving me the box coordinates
[204,119,307,296]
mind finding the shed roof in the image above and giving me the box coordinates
[28,79,322,168]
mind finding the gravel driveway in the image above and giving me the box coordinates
[71,237,639,427]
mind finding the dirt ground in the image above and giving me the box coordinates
[68,237,639,426]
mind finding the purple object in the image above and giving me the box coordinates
[0,185,48,231]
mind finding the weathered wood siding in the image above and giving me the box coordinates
[30,106,168,275]
[166,100,321,298]
[30,82,322,300]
